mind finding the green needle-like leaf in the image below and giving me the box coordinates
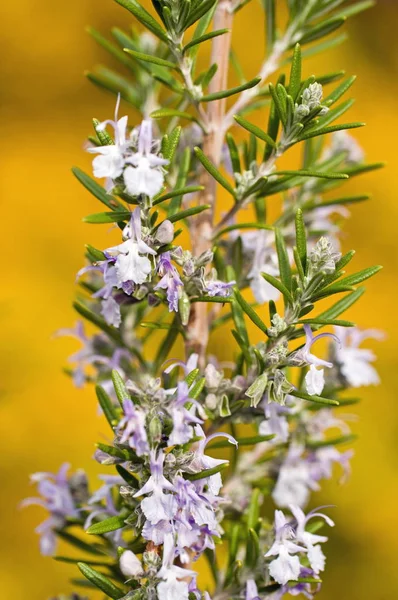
[194,147,236,196]
[201,77,261,102]
[77,563,125,599]
[87,516,126,535]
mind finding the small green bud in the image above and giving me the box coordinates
[245,373,268,407]
[179,290,190,326]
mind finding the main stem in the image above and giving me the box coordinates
[186,0,233,366]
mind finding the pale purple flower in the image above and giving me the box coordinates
[101,296,121,327]
[206,279,235,298]
[157,534,196,600]
[105,208,156,287]
[124,119,168,198]
[117,398,149,457]
[190,425,237,495]
[168,382,203,446]
[155,252,183,312]
[87,95,128,180]
[295,325,339,396]
[265,509,306,585]
[247,231,280,304]
[134,451,176,524]
[335,326,384,388]
[163,353,199,376]
[290,505,334,575]
[21,464,79,555]
[272,444,318,509]
[259,398,292,443]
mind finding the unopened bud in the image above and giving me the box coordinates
[156,219,174,244]
[120,550,143,579]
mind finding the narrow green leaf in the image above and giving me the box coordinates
[334,0,375,20]
[275,229,292,291]
[276,169,348,180]
[185,462,228,481]
[194,147,236,196]
[83,211,130,224]
[154,317,179,370]
[153,186,204,206]
[307,434,357,449]
[297,318,355,327]
[324,75,356,106]
[85,244,106,262]
[87,516,126,535]
[116,465,139,488]
[165,203,211,225]
[214,222,273,239]
[234,115,276,147]
[306,195,369,209]
[111,370,130,407]
[201,77,261,102]
[184,0,218,29]
[247,488,261,530]
[124,48,177,69]
[298,17,346,46]
[183,28,229,52]
[77,563,125,599]
[317,287,365,320]
[290,389,339,406]
[325,265,382,290]
[234,290,269,335]
[269,83,287,126]
[299,121,364,141]
[289,43,302,101]
[96,385,118,427]
[55,531,105,556]
[72,168,123,211]
[264,0,276,53]
[295,209,307,272]
[189,377,206,400]
[114,0,168,42]
[261,272,293,305]
[150,108,197,122]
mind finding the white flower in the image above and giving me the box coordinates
[290,504,334,575]
[120,550,143,579]
[248,231,280,304]
[87,95,128,180]
[134,451,176,525]
[265,510,306,585]
[305,364,325,396]
[295,325,339,396]
[100,296,121,328]
[157,534,195,600]
[105,208,156,286]
[335,326,384,387]
[272,444,318,508]
[124,119,168,198]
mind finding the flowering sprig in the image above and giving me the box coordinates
[24,1,384,599]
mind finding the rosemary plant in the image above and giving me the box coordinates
[24,1,384,599]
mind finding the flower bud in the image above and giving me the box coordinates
[120,550,143,579]
[155,219,174,244]
[148,414,163,444]
[178,290,190,326]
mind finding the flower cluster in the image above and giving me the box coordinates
[24,1,384,599]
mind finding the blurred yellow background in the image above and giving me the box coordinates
[1,1,397,598]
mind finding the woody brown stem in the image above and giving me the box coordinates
[186,0,234,367]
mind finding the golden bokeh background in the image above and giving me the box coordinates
[1,1,397,598]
